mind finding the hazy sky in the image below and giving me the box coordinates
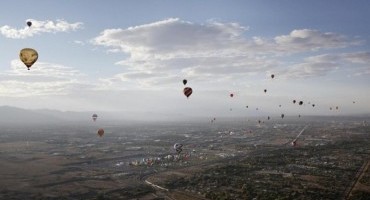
[0,0,369,119]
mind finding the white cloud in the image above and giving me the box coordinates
[342,52,370,76]
[92,18,273,88]
[281,61,339,79]
[91,18,364,90]
[0,60,90,97]
[73,40,85,45]
[278,52,370,79]
[274,29,359,52]
[92,18,249,59]
[0,19,83,39]
[342,52,370,64]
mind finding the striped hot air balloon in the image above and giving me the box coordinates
[183,87,193,98]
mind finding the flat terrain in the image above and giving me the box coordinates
[0,117,369,199]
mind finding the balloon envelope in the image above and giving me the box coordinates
[182,79,187,85]
[174,143,183,153]
[97,128,104,137]
[27,21,32,27]
[92,114,98,121]
[19,48,38,70]
[183,87,193,98]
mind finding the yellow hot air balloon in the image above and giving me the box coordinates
[19,48,38,70]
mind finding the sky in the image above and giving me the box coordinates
[0,0,369,119]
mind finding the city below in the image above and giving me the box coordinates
[0,115,369,199]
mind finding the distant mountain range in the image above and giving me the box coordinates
[0,106,201,125]
[0,106,67,125]
[0,105,368,125]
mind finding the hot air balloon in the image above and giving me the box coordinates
[353,101,356,104]
[183,87,192,98]
[312,104,315,107]
[230,93,234,98]
[293,100,296,104]
[264,89,267,93]
[298,114,301,118]
[336,106,339,110]
[174,143,183,154]
[267,116,270,120]
[330,107,332,110]
[92,114,98,122]
[27,21,32,27]
[279,105,282,107]
[246,106,248,108]
[271,74,275,79]
[97,128,104,137]
[281,114,285,119]
[258,120,261,124]
[182,79,187,85]
[299,101,303,105]
[20,48,38,70]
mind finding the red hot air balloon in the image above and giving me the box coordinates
[183,87,193,98]
[97,128,104,137]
